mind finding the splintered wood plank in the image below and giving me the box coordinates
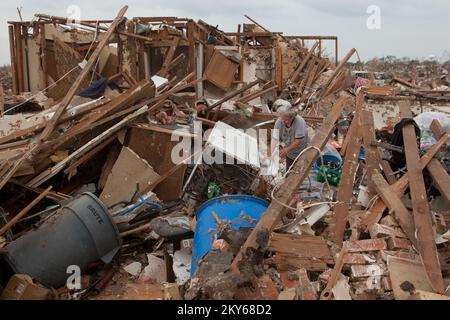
[158,37,179,77]
[361,109,380,197]
[230,96,348,273]
[333,93,363,245]
[427,120,450,209]
[270,254,329,272]
[427,159,450,209]
[63,134,117,175]
[268,233,333,260]
[378,148,397,184]
[387,256,434,300]
[340,94,363,156]
[39,6,129,141]
[289,41,319,83]
[371,172,416,246]
[400,101,445,294]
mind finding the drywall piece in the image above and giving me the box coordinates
[173,248,192,285]
[332,276,352,300]
[100,146,160,207]
[139,254,167,284]
[387,256,434,300]
[123,262,142,276]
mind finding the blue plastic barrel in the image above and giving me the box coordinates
[191,195,269,276]
[313,154,342,171]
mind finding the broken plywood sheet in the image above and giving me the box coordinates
[127,128,186,201]
[203,50,239,91]
[100,146,160,207]
[387,256,434,300]
[267,233,334,271]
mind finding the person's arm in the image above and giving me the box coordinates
[280,138,303,158]
[270,121,281,157]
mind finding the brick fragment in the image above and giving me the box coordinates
[345,238,387,252]
[387,237,413,250]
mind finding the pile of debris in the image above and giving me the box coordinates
[0,6,449,300]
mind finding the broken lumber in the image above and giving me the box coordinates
[39,6,128,141]
[400,101,444,294]
[205,79,261,112]
[361,129,450,228]
[319,48,356,98]
[371,172,416,247]
[333,92,363,245]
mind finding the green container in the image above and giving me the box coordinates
[317,167,341,187]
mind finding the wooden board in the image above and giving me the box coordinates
[99,146,160,207]
[361,109,379,196]
[127,127,187,201]
[427,159,450,209]
[203,50,239,91]
[333,93,363,244]
[371,172,416,246]
[400,101,445,293]
[387,256,433,300]
[268,233,333,261]
[267,233,333,271]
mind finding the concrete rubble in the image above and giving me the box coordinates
[0,6,449,301]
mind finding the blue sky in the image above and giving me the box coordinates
[1,0,450,64]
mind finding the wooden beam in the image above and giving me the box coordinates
[205,79,261,112]
[289,41,319,84]
[35,13,152,43]
[426,119,450,208]
[378,148,397,184]
[340,98,362,156]
[0,85,4,117]
[8,25,18,94]
[319,48,356,98]
[333,93,363,245]
[371,172,416,247]
[237,84,278,104]
[361,109,380,197]
[39,6,128,141]
[14,23,24,93]
[0,186,52,236]
[400,101,445,294]
[427,159,450,209]
[230,96,348,273]
[63,134,117,175]
[0,145,37,191]
[158,37,180,77]
[39,22,48,89]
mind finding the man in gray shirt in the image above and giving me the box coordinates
[271,99,309,170]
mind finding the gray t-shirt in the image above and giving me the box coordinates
[273,115,309,160]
